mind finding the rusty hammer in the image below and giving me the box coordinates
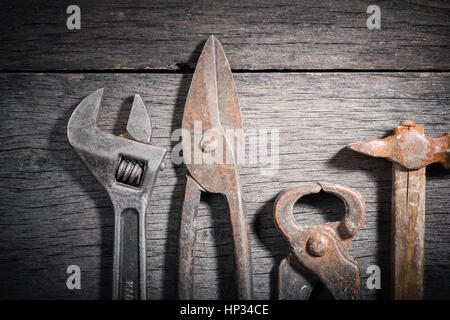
[349,120,449,299]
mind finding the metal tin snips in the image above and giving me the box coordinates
[178,36,253,299]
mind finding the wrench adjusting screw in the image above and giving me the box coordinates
[116,156,145,187]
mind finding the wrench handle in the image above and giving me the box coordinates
[113,208,146,300]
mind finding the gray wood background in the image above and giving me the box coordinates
[0,0,449,300]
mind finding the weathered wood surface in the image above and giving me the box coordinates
[0,72,448,299]
[1,0,449,71]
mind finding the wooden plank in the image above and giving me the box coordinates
[0,0,449,71]
[0,72,449,300]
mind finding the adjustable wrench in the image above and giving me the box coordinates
[67,89,167,299]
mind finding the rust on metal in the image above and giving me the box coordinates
[274,182,365,300]
[349,120,449,170]
[348,120,449,299]
[178,35,253,300]
[67,90,167,300]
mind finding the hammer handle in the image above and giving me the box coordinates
[391,163,426,299]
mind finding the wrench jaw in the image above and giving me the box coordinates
[67,89,166,194]
[126,94,152,144]
[68,89,167,300]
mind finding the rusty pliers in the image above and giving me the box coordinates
[178,36,253,299]
[67,90,167,299]
[274,183,365,300]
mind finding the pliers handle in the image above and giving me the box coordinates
[178,175,253,299]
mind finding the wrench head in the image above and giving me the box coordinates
[67,89,167,206]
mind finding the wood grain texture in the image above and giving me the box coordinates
[392,164,426,299]
[0,73,449,300]
[0,0,449,71]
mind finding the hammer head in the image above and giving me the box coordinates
[349,120,449,170]
[67,89,167,200]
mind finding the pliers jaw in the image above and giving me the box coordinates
[274,183,365,300]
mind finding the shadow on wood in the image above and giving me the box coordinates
[166,40,204,299]
[329,145,391,299]
[51,99,114,299]
[253,196,284,299]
